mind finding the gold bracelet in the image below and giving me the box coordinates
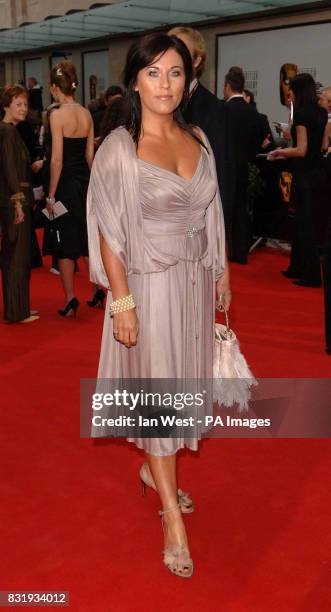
[109,294,135,317]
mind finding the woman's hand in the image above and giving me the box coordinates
[46,197,55,216]
[268,148,285,160]
[216,271,232,312]
[31,159,44,174]
[113,309,139,348]
[261,134,271,150]
[283,130,292,142]
[14,203,25,225]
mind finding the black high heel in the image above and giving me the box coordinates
[86,288,106,308]
[58,297,79,318]
[281,269,300,279]
[293,279,322,288]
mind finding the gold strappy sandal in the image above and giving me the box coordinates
[159,503,194,578]
[140,462,194,514]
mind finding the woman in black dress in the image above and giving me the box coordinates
[45,61,95,316]
[269,73,329,287]
[0,85,38,323]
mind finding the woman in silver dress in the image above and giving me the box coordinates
[87,33,231,578]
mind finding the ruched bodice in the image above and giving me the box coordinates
[138,146,217,263]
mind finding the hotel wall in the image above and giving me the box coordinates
[2,5,331,106]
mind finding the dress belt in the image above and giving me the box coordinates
[145,223,205,239]
[186,225,200,238]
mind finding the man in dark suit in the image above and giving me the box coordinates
[168,26,232,238]
[243,88,275,153]
[323,225,331,354]
[27,77,43,113]
[223,69,260,263]
[322,162,331,353]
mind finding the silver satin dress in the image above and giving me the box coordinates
[87,127,226,456]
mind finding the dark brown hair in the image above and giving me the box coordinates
[0,84,28,118]
[50,60,78,96]
[229,66,244,74]
[105,85,124,101]
[225,68,245,93]
[290,73,318,110]
[100,95,126,145]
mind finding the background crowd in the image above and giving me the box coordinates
[0,26,330,351]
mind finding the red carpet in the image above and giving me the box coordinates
[1,246,330,611]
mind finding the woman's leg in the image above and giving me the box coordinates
[293,177,321,283]
[51,254,58,270]
[146,453,189,549]
[300,182,321,283]
[289,181,304,276]
[58,258,75,304]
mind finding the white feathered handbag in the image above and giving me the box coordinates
[213,303,257,412]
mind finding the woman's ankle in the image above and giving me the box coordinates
[163,510,186,534]
[164,521,189,549]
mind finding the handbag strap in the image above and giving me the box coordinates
[216,298,230,334]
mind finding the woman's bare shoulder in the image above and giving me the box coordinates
[49,107,62,125]
[81,104,93,120]
[56,103,89,117]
